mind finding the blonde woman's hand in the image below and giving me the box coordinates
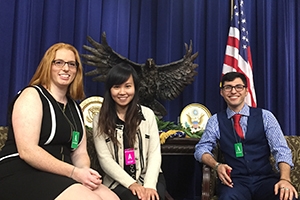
[72,167,102,190]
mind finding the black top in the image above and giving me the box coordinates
[116,117,137,179]
[0,85,84,199]
[0,85,84,163]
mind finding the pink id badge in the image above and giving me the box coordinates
[125,148,136,165]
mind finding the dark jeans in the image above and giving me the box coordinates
[218,174,297,200]
[112,173,166,200]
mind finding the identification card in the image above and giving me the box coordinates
[234,142,244,157]
[125,148,136,165]
[71,131,80,149]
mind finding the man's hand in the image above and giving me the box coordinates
[216,163,234,188]
[274,179,298,200]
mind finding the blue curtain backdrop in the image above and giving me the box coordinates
[0,0,300,199]
[1,0,299,134]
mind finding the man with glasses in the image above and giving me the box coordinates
[194,72,298,200]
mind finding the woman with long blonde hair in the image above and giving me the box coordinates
[0,43,119,200]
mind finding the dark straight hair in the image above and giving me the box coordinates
[97,63,141,147]
[220,72,247,88]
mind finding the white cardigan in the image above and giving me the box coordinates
[92,105,162,190]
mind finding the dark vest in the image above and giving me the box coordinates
[217,108,274,176]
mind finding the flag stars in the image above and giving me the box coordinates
[240,0,244,7]
[223,0,256,107]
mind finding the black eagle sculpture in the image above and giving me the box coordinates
[81,32,199,117]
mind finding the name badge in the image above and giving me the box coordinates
[125,148,136,165]
[71,131,80,149]
[234,142,244,157]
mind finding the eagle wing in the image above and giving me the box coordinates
[81,32,198,117]
[155,41,198,100]
[81,32,143,82]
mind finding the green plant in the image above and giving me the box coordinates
[156,116,203,138]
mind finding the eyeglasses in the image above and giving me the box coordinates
[222,84,246,92]
[52,59,78,69]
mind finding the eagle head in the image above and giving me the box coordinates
[146,58,156,69]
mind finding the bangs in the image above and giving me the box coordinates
[106,67,131,88]
[112,73,131,85]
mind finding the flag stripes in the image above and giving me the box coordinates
[222,0,257,107]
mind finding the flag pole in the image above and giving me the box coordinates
[231,0,234,19]
[222,0,257,107]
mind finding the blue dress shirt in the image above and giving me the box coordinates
[194,104,293,169]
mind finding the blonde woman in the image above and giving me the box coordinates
[0,43,119,200]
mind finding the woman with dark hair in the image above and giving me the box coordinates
[93,63,166,200]
[0,43,119,200]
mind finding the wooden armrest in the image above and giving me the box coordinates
[201,164,211,200]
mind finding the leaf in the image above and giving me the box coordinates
[156,117,202,138]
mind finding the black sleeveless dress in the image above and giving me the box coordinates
[0,85,85,200]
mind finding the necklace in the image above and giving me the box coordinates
[56,101,78,132]
[47,89,67,112]
[56,100,67,113]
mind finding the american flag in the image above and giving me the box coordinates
[222,0,257,107]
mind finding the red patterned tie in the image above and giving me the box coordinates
[232,114,244,139]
